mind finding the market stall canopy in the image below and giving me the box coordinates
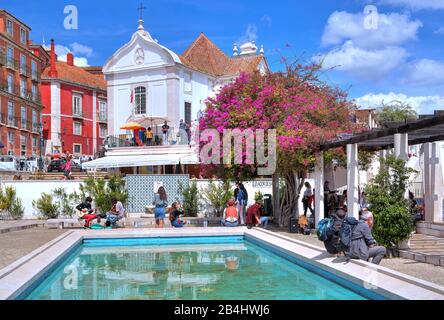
[120,122,144,131]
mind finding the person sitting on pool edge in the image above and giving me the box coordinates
[221,200,239,227]
[246,200,269,229]
[169,202,188,228]
[76,196,99,228]
[105,198,126,228]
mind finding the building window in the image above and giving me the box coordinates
[20,134,27,156]
[31,60,38,80]
[8,131,14,145]
[184,72,192,93]
[21,106,27,129]
[7,101,14,125]
[99,100,107,121]
[7,73,14,94]
[134,87,146,115]
[32,84,37,101]
[7,47,14,68]
[185,102,192,125]
[20,28,27,44]
[73,144,82,155]
[73,121,82,135]
[20,54,26,74]
[20,78,26,98]
[6,19,13,36]
[32,110,37,132]
[99,125,107,138]
[73,94,82,116]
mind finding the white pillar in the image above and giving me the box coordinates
[347,144,359,219]
[394,133,409,161]
[424,143,439,223]
[315,151,324,228]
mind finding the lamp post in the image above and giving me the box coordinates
[37,123,44,172]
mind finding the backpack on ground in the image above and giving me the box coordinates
[317,218,333,241]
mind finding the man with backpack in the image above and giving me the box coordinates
[321,209,348,255]
[349,211,386,265]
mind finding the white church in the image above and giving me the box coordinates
[103,18,269,136]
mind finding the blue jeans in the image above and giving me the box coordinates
[260,217,269,228]
[106,214,121,227]
[221,220,239,227]
[154,207,166,220]
[172,219,185,228]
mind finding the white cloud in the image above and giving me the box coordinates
[315,41,408,79]
[70,42,93,57]
[322,11,422,49]
[378,0,444,10]
[238,24,258,44]
[261,15,272,27]
[45,43,90,67]
[403,59,444,86]
[355,92,444,114]
[434,27,444,34]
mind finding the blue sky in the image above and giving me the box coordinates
[2,0,444,113]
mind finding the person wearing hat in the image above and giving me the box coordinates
[221,200,239,227]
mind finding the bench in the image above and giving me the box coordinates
[45,218,80,229]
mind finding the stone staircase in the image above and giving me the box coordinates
[399,233,444,266]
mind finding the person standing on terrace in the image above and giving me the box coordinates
[162,121,170,145]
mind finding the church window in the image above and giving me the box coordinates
[185,102,192,125]
[135,86,147,115]
[184,72,192,93]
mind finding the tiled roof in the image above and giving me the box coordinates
[42,61,107,91]
[180,33,265,77]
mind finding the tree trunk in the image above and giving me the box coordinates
[272,174,281,224]
[277,171,302,227]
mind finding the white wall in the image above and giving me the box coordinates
[2,181,83,219]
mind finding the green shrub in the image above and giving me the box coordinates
[179,180,200,217]
[202,180,234,218]
[33,193,59,219]
[52,188,82,218]
[365,155,416,248]
[0,186,25,220]
[79,174,128,215]
[254,191,264,203]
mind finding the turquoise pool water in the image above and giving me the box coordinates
[24,236,374,300]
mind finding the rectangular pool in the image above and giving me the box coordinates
[22,236,383,300]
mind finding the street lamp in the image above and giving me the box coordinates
[37,123,44,172]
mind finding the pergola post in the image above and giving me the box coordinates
[394,133,409,161]
[314,151,324,227]
[424,143,439,223]
[347,144,359,219]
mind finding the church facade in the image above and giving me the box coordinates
[103,19,269,136]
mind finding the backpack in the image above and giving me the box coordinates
[338,217,359,251]
[317,218,333,241]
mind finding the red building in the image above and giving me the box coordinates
[0,9,49,158]
[41,40,107,157]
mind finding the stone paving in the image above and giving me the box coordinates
[0,228,66,270]
[0,220,45,234]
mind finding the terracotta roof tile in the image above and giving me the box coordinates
[42,61,106,91]
[180,33,265,77]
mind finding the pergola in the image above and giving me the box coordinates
[313,111,444,228]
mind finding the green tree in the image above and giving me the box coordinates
[179,180,200,217]
[375,101,418,125]
[0,186,24,220]
[365,155,416,248]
